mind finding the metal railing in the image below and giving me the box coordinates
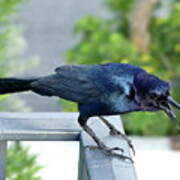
[0,112,137,180]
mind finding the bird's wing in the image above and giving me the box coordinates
[31,64,139,104]
[31,65,103,103]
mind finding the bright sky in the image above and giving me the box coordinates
[23,141,79,180]
[133,137,180,180]
[22,137,180,180]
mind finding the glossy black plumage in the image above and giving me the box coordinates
[31,63,146,115]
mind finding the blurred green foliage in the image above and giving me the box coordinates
[65,0,180,135]
[0,0,42,179]
[7,142,42,180]
[0,0,38,111]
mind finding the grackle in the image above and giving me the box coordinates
[0,63,179,161]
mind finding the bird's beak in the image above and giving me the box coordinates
[159,96,180,130]
[167,96,180,109]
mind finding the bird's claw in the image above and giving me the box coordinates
[86,143,133,163]
[109,129,135,156]
[110,129,121,136]
[102,147,133,162]
[129,143,136,156]
[86,145,123,153]
[105,151,134,163]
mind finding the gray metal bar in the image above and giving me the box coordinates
[80,116,137,180]
[0,141,7,180]
[0,112,81,141]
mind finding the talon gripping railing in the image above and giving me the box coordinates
[0,112,137,180]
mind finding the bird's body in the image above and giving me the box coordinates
[0,63,179,161]
[33,63,144,115]
[0,63,143,114]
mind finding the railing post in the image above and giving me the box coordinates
[0,141,7,180]
[78,140,88,180]
[79,116,137,180]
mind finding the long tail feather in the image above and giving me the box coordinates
[0,78,38,94]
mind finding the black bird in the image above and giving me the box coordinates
[0,63,179,161]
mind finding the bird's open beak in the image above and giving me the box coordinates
[167,96,180,109]
[159,96,180,129]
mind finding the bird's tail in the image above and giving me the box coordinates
[0,77,38,94]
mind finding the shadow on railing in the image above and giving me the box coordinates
[0,112,137,180]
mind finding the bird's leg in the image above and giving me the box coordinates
[78,115,133,162]
[99,116,135,155]
[83,124,133,162]
[83,125,123,152]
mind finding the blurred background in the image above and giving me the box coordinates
[0,0,179,179]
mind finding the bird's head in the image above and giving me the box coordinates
[134,72,180,129]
